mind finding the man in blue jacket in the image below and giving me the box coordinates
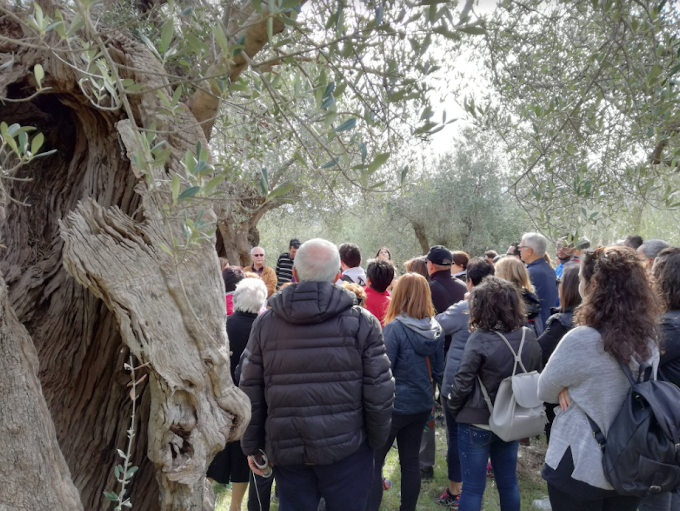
[520,232,558,325]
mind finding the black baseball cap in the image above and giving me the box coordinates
[289,238,301,248]
[426,245,452,266]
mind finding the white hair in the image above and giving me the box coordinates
[639,239,670,259]
[233,278,268,314]
[250,246,265,256]
[522,232,547,257]
[294,238,341,283]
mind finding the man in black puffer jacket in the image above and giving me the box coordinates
[239,238,395,511]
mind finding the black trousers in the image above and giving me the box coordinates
[548,483,640,511]
[248,472,273,511]
[365,411,430,511]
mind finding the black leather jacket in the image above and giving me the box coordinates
[239,282,395,466]
[446,327,542,424]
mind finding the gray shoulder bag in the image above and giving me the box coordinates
[477,328,546,442]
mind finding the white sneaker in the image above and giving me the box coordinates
[532,496,552,510]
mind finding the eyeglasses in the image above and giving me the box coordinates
[253,254,265,257]
[518,245,530,249]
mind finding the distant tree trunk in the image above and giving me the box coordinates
[0,27,250,511]
[411,221,430,255]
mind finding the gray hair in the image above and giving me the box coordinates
[638,239,670,259]
[294,238,341,283]
[522,232,548,257]
[233,278,268,314]
[250,246,265,256]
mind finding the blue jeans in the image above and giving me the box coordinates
[457,424,520,511]
[444,399,462,483]
[274,442,374,511]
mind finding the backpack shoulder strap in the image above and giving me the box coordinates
[432,279,455,305]
[476,375,494,415]
[495,328,528,375]
[586,414,607,450]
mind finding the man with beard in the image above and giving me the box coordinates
[554,236,575,280]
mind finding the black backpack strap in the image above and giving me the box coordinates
[586,415,607,450]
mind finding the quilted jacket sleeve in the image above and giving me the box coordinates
[239,316,267,456]
[359,311,395,449]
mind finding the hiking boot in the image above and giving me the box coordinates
[420,467,434,480]
[532,496,552,510]
[434,488,460,508]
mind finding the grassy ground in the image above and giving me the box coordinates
[214,428,549,511]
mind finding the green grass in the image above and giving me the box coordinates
[214,431,549,511]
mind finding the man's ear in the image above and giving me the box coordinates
[366,277,372,287]
[335,270,343,282]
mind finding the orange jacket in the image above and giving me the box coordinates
[243,264,277,298]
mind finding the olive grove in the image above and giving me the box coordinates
[0,0,482,509]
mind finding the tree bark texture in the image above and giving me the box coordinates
[0,277,83,511]
[1,19,250,511]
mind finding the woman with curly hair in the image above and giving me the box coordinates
[538,246,660,511]
[447,277,542,511]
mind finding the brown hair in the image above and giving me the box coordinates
[404,256,430,282]
[544,252,554,268]
[469,276,526,332]
[653,247,680,312]
[383,273,434,326]
[559,263,582,310]
[452,251,470,269]
[341,281,367,307]
[575,246,660,363]
[495,256,533,292]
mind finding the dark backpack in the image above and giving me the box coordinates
[587,361,680,498]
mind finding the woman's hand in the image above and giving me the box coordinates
[558,388,571,411]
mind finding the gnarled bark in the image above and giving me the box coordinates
[1,18,250,511]
[0,278,83,511]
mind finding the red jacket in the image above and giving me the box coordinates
[365,286,391,326]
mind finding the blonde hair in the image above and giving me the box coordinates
[341,281,367,307]
[383,273,435,326]
[494,256,534,292]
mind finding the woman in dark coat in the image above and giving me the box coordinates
[208,278,267,511]
[365,273,444,511]
[538,263,582,366]
[447,277,542,511]
[639,247,680,511]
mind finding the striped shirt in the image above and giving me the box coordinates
[276,252,294,289]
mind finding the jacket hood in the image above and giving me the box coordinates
[268,282,355,325]
[342,267,367,285]
[395,315,443,356]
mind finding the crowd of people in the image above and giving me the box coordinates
[208,233,680,511]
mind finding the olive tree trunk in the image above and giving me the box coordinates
[1,21,250,511]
